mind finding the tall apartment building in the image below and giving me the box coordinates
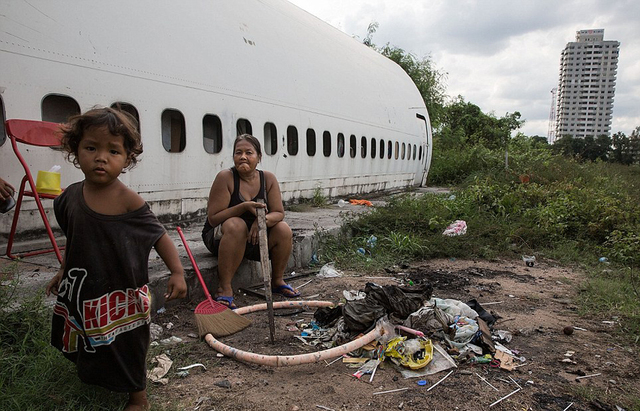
[555,29,619,140]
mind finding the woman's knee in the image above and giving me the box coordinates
[221,218,249,240]
[270,221,292,243]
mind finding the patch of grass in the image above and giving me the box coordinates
[319,153,640,341]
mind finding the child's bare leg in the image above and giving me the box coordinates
[124,390,149,411]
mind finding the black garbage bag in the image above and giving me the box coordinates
[342,283,431,332]
[467,299,497,328]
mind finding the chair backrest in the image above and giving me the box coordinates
[5,119,62,147]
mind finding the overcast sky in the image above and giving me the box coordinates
[288,0,640,139]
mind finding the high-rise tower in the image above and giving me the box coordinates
[555,29,619,139]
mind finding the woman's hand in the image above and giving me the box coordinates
[249,221,260,245]
[244,200,266,217]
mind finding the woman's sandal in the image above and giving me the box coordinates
[271,284,300,298]
[215,295,238,309]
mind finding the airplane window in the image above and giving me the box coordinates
[395,141,399,160]
[287,125,298,155]
[0,97,5,146]
[161,109,186,153]
[402,143,406,160]
[264,122,277,155]
[41,94,80,123]
[380,139,385,159]
[337,133,345,158]
[413,144,417,160]
[360,136,367,158]
[387,141,392,159]
[237,118,252,136]
[349,134,356,158]
[306,128,316,156]
[203,114,223,154]
[323,131,331,157]
[371,137,376,159]
[111,102,141,133]
[419,146,423,161]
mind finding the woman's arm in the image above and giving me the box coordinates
[206,169,264,227]
[264,171,285,228]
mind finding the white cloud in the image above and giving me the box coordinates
[289,0,640,136]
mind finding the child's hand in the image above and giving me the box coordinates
[46,268,64,296]
[165,272,187,301]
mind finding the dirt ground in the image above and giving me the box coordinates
[147,258,639,411]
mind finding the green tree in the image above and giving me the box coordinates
[364,22,448,128]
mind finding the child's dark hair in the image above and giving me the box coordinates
[61,107,143,170]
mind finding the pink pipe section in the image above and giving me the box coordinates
[204,300,385,366]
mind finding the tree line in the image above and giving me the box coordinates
[363,23,640,165]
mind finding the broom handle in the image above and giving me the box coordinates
[177,227,216,306]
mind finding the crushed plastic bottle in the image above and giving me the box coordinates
[337,199,347,207]
[599,257,610,264]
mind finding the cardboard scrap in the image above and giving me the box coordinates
[494,350,515,371]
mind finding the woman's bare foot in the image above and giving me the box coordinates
[124,390,149,411]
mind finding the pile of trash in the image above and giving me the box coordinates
[293,282,523,381]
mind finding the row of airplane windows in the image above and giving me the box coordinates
[0,94,423,162]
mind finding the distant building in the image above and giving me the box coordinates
[555,29,619,140]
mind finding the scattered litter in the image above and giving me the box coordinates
[178,363,206,371]
[343,290,366,301]
[165,322,174,330]
[443,220,467,236]
[476,372,499,391]
[176,370,189,378]
[349,199,373,207]
[297,279,314,289]
[426,369,454,392]
[156,307,166,314]
[147,353,172,384]
[317,263,343,278]
[150,323,163,341]
[563,403,574,411]
[372,387,409,396]
[522,255,536,267]
[576,372,601,380]
[417,380,427,386]
[489,387,521,408]
[159,336,183,345]
[316,405,335,411]
[214,379,231,389]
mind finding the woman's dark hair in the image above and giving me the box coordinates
[61,106,143,170]
[234,134,262,159]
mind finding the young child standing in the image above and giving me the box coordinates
[45,107,187,411]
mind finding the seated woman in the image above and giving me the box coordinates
[202,134,299,308]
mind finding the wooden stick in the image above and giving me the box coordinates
[257,200,275,343]
[427,370,454,392]
[489,387,521,408]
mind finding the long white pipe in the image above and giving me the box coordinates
[204,300,385,366]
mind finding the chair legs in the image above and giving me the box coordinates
[5,175,63,263]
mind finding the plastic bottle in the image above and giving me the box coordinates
[337,199,347,208]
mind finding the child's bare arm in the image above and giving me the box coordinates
[154,233,187,301]
[46,248,67,296]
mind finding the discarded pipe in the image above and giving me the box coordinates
[204,300,384,366]
[563,403,574,411]
[475,372,499,392]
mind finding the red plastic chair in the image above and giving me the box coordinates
[5,119,65,263]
